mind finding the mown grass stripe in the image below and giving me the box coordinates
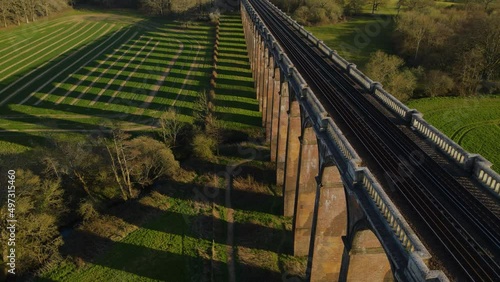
[0,21,74,54]
[1,23,116,106]
[0,26,68,67]
[28,26,135,106]
[134,39,184,115]
[170,39,202,108]
[0,18,74,44]
[63,32,140,105]
[90,37,154,105]
[0,22,94,80]
[106,41,160,105]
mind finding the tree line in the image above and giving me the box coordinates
[0,0,71,27]
[366,1,500,100]
[0,0,213,28]
[393,1,499,97]
[271,0,499,99]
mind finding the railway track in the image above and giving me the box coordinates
[247,0,500,279]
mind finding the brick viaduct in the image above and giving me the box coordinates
[239,0,500,281]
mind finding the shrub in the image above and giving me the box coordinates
[209,9,220,24]
[192,134,217,160]
[294,6,310,25]
[79,199,100,221]
[424,70,455,97]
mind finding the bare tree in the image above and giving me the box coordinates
[158,108,185,148]
[140,0,171,16]
[104,129,133,200]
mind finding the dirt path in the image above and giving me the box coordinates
[5,24,116,106]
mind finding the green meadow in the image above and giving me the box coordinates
[0,10,260,153]
[31,13,303,281]
[408,96,500,171]
[215,15,260,130]
[305,16,394,68]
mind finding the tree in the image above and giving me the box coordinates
[293,5,310,24]
[423,70,454,97]
[104,129,133,200]
[125,136,179,187]
[192,133,216,160]
[397,0,434,12]
[371,0,388,14]
[343,0,368,15]
[0,0,9,27]
[396,10,436,61]
[454,47,485,96]
[193,89,214,130]
[0,170,64,275]
[104,129,180,199]
[465,13,500,80]
[42,140,103,198]
[140,0,170,15]
[158,108,185,148]
[365,51,418,101]
[0,0,69,28]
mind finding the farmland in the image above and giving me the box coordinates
[0,10,246,153]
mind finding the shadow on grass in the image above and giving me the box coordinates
[0,13,263,151]
[55,197,289,281]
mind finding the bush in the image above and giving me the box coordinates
[209,9,220,24]
[365,51,418,101]
[192,134,217,160]
[294,6,311,25]
[79,199,100,221]
[424,70,455,97]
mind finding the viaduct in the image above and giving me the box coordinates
[239,0,500,281]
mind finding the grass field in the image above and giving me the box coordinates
[39,155,302,281]
[30,13,304,281]
[215,15,260,129]
[0,10,261,153]
[407,96,500,171]
[305,16,394,68]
